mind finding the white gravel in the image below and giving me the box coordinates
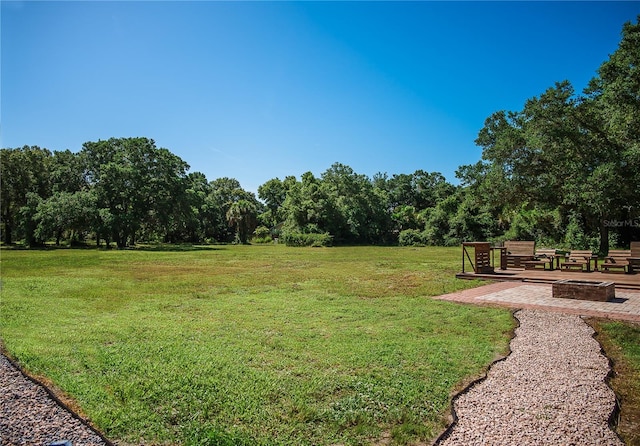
[0,354,107,446]
[436,309,623,446]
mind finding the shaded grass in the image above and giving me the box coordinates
[590,319,640,446]
[1,245,514,445]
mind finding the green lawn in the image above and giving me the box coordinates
[1,245,515,445]
[591,319,640,446]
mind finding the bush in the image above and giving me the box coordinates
[282,232,333,247]
[251,236,273,244]
[564,213,599,251]
[252,226,273,244]
[398,229,427,247]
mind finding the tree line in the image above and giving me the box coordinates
[2,18,638,252]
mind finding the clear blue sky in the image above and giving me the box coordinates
[2,1,638,193]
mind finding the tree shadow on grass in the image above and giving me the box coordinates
[0,242,227,252]
[129,243,227,252]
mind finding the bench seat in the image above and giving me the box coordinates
[504,241,535,269]
[523,259,551,270]
[601,250,631,274]
[524,249,558,270]
[561,250,593,272]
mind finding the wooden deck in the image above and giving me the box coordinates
[456,268,640,290]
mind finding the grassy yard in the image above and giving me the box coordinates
[0,245,515,445]
[591,320,640,446]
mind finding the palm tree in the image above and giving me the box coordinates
[226,199,257,244]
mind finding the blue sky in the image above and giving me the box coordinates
[2,1,638,193]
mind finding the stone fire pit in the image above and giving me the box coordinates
[552,279,615,302]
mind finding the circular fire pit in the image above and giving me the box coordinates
[552,279,615,302]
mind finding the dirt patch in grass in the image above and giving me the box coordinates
[588,318,640,446]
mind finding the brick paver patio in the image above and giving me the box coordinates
[435,281,640,322]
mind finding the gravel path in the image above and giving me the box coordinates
[0,355,107,446]
[436,309,624,446]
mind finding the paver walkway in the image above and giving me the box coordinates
[434,281,640,322]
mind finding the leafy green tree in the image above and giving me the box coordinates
[0,146,52,244]
[19,193,44,247]
[422,194,460,246]
[374,169,455,239]
[257,177,295,228]
[392,205,420,231]
[1,148,23,244]
[583,17,640,248]
[454,162,510,240]
[378,170,454,210]
[179,172,210,242]
[321,163,392,244]
[471,18,640,252]
[81,137,190,248]
[281,172,332,237]
[143,148,193,243]
[321,163,369,243]
[34,190,99,245]
[586,17,640,152]
[383,173,415,210]
[50,150,86,194]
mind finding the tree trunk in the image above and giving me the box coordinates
[114,232,125,249]
[599,218,609,256]
[3,223,12,245]
[24,221,35,248]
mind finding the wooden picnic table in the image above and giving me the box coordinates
[523,249,560,271]
[560,252,599,272]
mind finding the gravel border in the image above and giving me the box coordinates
[0,353,111,446]
[434,309,624,446]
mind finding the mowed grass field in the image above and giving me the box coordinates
[0,245,516,445]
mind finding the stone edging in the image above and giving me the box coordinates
[585,318,624,442]
[430,308,520,445]
[1,346,114,446]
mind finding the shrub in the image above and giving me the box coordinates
[252,226,273,244]
[398,229,427,247]
[282,232,333,247]
[251,236,273,244]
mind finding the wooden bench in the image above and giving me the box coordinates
[523,248,557,270]
[504,241,535,269]
[561,250,593,272]
[600,250,631,274]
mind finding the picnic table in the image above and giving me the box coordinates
[523,249,560,271]
[560,250,598,272]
